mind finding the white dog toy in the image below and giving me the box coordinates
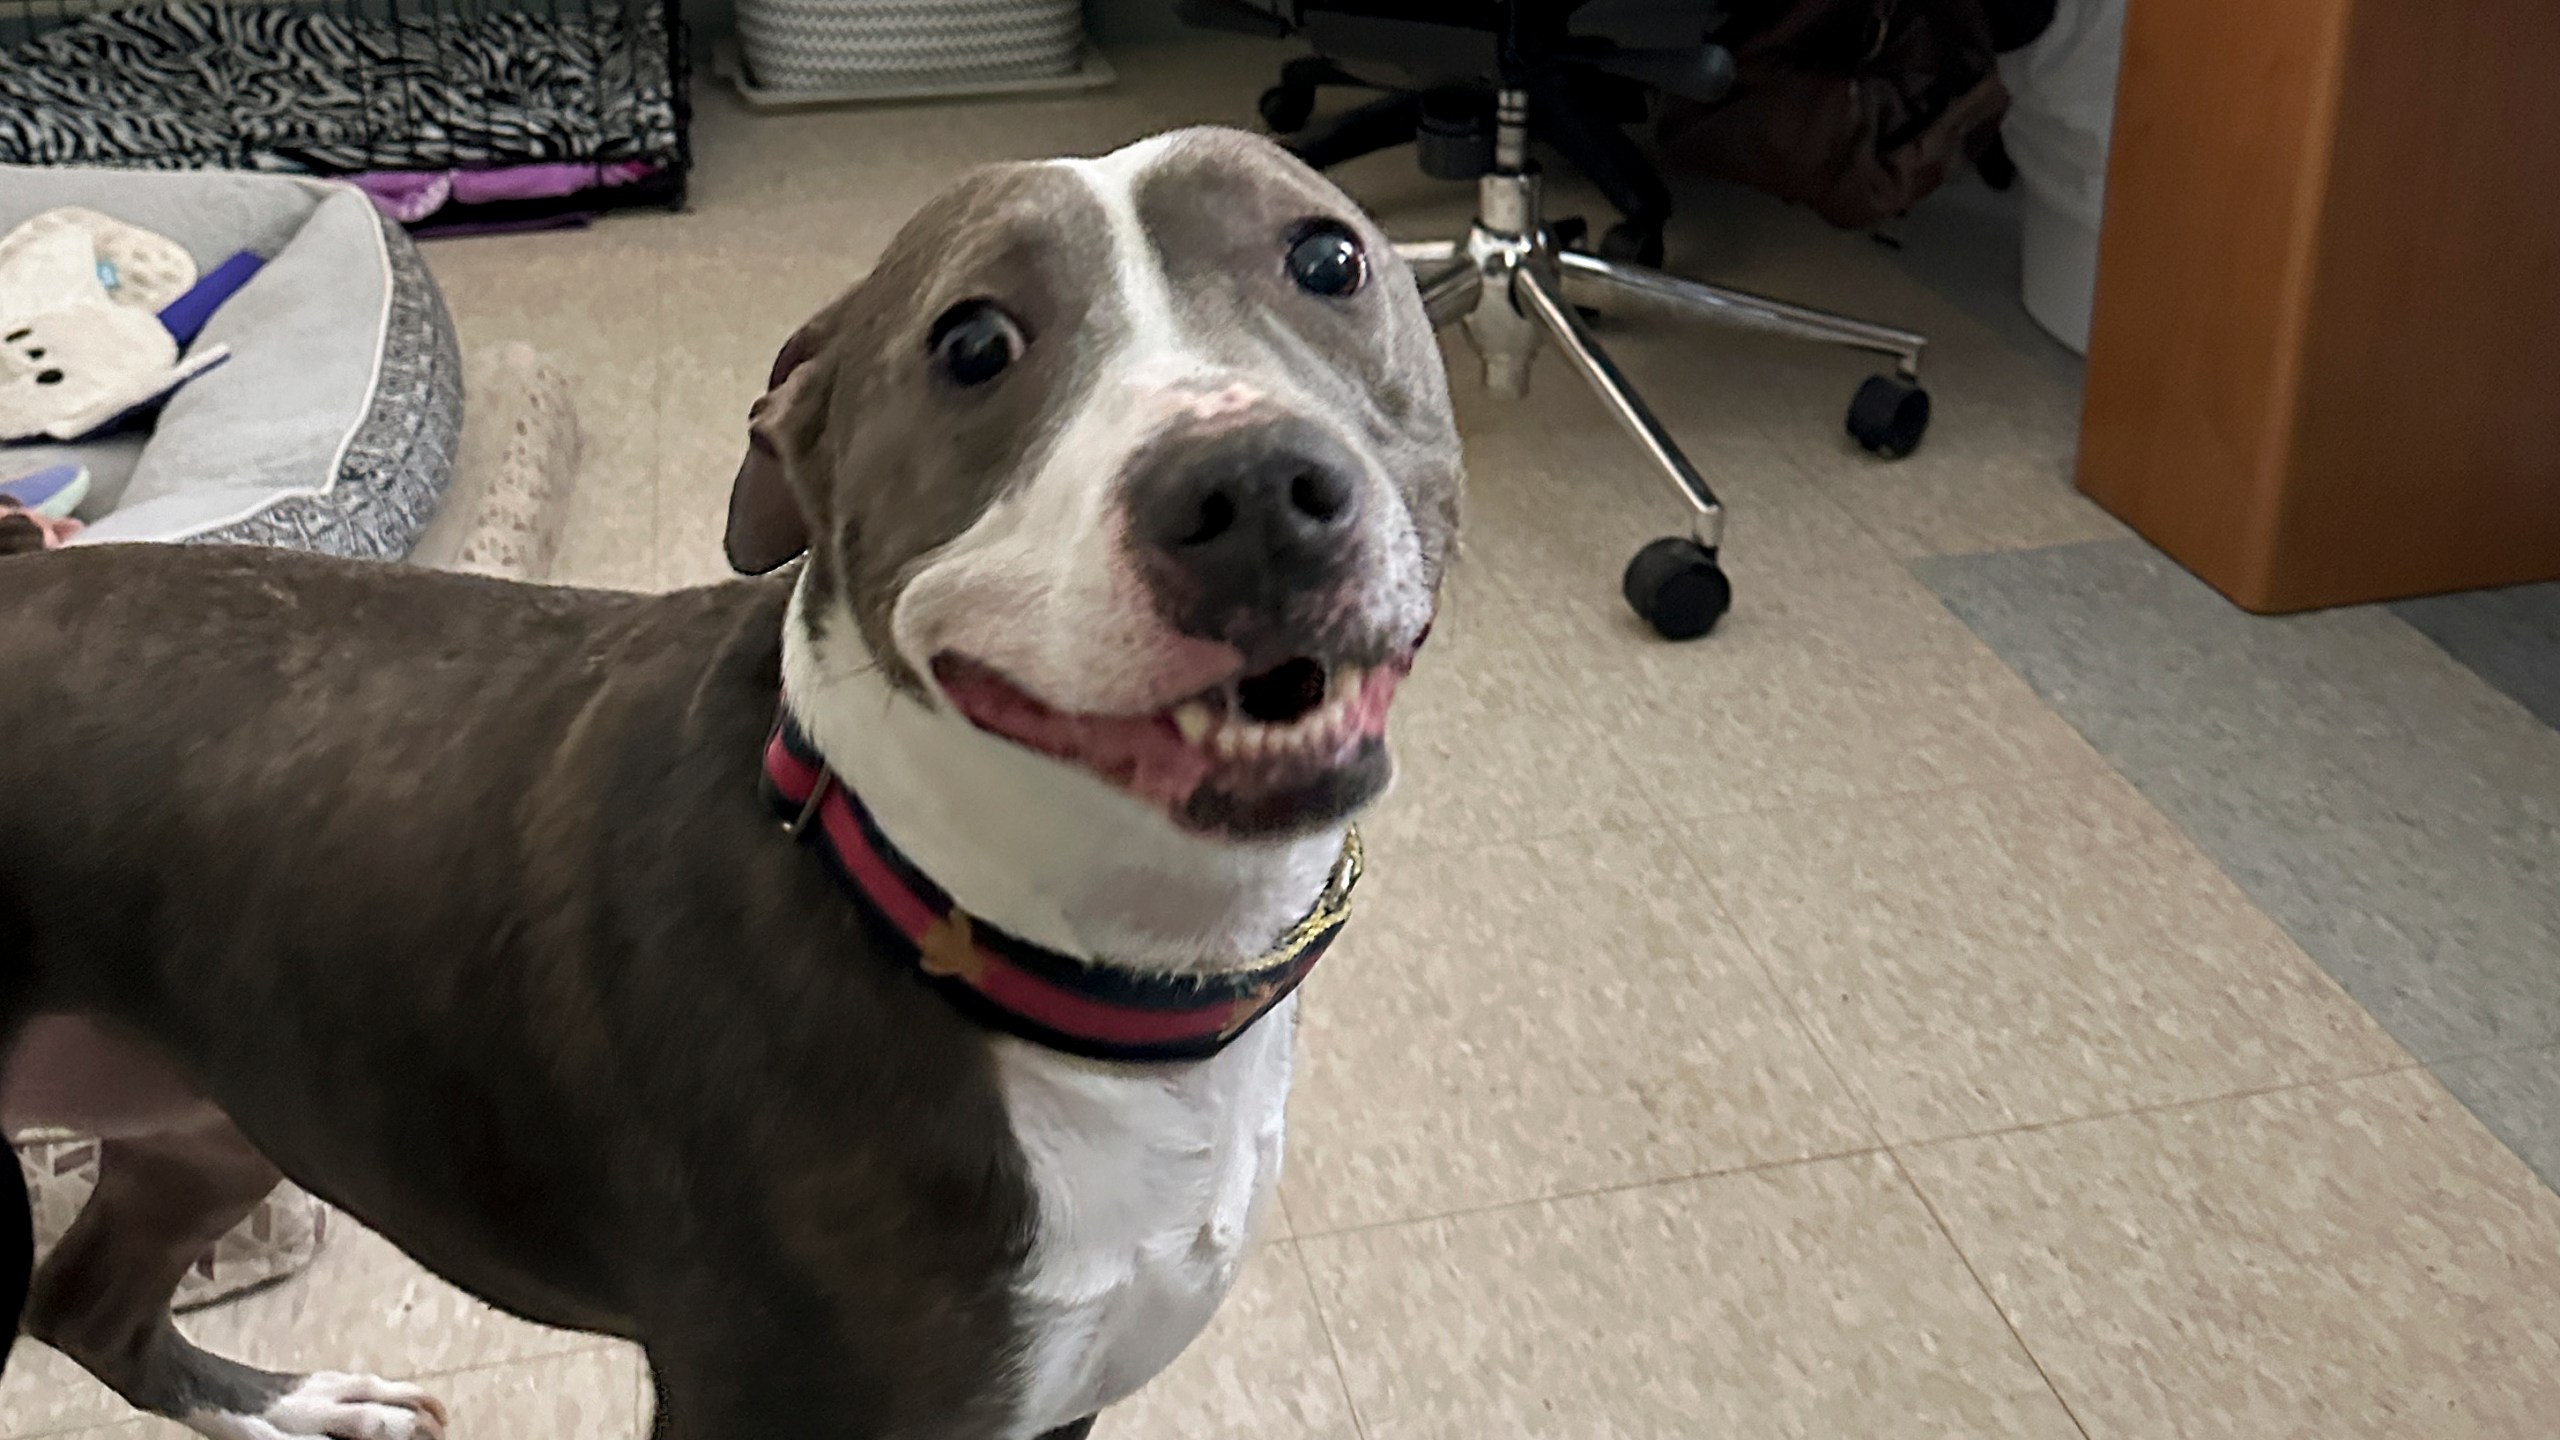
[0,207,230,444]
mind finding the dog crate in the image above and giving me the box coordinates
[0,0,691,228]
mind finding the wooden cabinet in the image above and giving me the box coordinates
[2077,0,2560,612]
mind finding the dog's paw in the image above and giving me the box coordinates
[191,1371,451,1440]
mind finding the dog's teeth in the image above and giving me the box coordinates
[1173,702,1214,745]
[1216,722,1260,760]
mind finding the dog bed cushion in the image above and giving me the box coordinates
[0,166,461,557]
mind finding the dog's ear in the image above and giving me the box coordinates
[725,326,832,575]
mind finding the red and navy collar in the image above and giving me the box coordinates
[762,716,1360,1063]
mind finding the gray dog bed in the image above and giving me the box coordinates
[1,167,460,557]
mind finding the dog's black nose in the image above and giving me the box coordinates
[1128,420,1366,629]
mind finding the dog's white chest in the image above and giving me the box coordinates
[999,997,1294,1435]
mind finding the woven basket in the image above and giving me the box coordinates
[736,0,1083,96]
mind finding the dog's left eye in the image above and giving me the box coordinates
[1285,220,1365,299]
[928,301,1025,388]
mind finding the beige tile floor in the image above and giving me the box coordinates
[15,35,2560,1440]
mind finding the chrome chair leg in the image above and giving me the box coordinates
[1511,262,1725,549]
[1415,260,1484,329]
[1555,250,1925,380]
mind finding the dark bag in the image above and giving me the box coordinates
[1659,0,2053,229]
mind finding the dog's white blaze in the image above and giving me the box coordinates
[894,142,1232,718]
[1065,136,1197,370]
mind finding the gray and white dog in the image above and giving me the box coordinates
[0,128,1461,1439]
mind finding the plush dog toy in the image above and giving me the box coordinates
[0,208,231,444]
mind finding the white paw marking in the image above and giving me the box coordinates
[189,1371,450,1440]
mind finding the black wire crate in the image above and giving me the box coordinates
[0,0,690,227]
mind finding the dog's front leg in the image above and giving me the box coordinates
[27,1112,447,1439]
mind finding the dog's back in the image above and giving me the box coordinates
[0,545,735,1314]
[0,545,1039,1429]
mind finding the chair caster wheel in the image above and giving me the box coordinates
[1600,221,1664,268]
[1847,374,1930,459]
[1259,84,1316,135]
[1623,537,1731,640]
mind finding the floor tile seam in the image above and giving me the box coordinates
[1881,1057,2430,1157]
[1879,526,2122,566]
[2429,1038,2560,1070]
[1879,1148,2096,1440]
[1636,762,2101,833]
[1619,623,2494,1103]
[2391,616,2560,741]
[1650,786,2369,1270]
[1904,577,2560,1094]
[371,1335,622,1386]
[1607,727,2111,827]
[1811,456,2060,564]
[1649,822,1895,1148]
[1663,765,2457,1097]
[1273,1239,1376,1440]
[1285,1139,1893,1244]
[1900,553,2560,1187]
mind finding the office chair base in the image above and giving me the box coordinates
[1398,162,1932,638]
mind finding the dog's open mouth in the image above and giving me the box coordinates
[931,651,1410,836]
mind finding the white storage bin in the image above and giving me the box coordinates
[737,0,1084,96]
[1997,0,2125,354]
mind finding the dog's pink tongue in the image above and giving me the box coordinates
[936,663,1215,809]
[1068,712,1217,808]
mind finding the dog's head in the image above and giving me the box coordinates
[732,128,1462,842]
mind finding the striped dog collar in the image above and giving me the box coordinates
[762,716,1361,1063]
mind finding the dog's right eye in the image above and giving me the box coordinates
[927,301,1025,389]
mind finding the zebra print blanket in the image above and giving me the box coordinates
[0,1,681,174]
